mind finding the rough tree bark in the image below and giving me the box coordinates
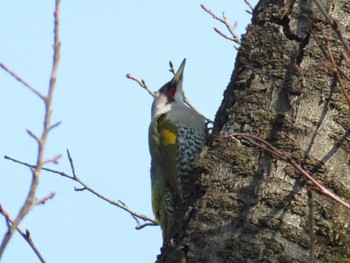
[157,0,350,262]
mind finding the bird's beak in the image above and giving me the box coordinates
[171,58,186,86]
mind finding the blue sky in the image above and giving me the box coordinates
[0,1,256,262]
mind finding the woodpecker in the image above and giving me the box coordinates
[148,59,207,240]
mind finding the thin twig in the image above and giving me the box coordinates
[26,129,40,144]
[66,150,158,228]
[243,0,254,14]
[126,73,155,97]
[224,133,350,210]
[0,204,46,263]
[312,0,350,58]
[323,35,350,109]
[214,27,235,42]
[169,60,176,75]
[35,192,56,206]
[49,121,62,131]
[341,52,350,68]
[0,0,61,258]
[135,222,159,230]
[310,30,350,83]
[4,153,158,228]
[0,63,46,100]
[200,4,241,46]
[43,154,62,165]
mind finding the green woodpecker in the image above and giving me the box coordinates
[148,59,207,240]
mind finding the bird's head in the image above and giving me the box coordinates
[151,59,186,118]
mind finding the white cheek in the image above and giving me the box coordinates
[151,96,172,119]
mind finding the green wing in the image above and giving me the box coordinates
[156,114,181,198]
[149,114,181,239]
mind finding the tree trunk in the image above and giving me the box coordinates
[157,0,350,262]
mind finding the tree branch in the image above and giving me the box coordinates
[4,152,158,229]
[0,0,61,257]
[200,4,241,48]
[126,73,155,97]
[0,204,46,263]
[224,133,350,210]
[34,192,56,206]
[323,35,350,109]
[310,28,350,109]
[0,63,45,100]
[67,150,158,228]
[312,0,350,58]
[168,60,176,75]
[243,0,254,14]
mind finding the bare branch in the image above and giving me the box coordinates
[310,30,350,83]
[312,0,350,57]
[74,186,87,191]
[118,200,158,229]
[66,150,77,179]
[49,121,62,131]
[0,204,46,263]
[0,63,46,100]
[213,27,239,50]
[214,27,234,42]
[200,4,241,45]
[48,0,61,100]
[224,133,350,210]
[323,35,350,109]
[243,0,254,14]
[66,150,158,227]
[169,60,176,75]
[341,52,350,68]
[136,222,158,230]
[34,192,56,206]
[126,73,155,97]
[4,155,68,179]
[313,30,350,108]
[26,129,41,144]
[0,0,61,257]
[4,153,158,228]
[43,154,62,165]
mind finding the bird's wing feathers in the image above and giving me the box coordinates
[150,162,165,224]
[156,114,182,198]
[149,114,181,239]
